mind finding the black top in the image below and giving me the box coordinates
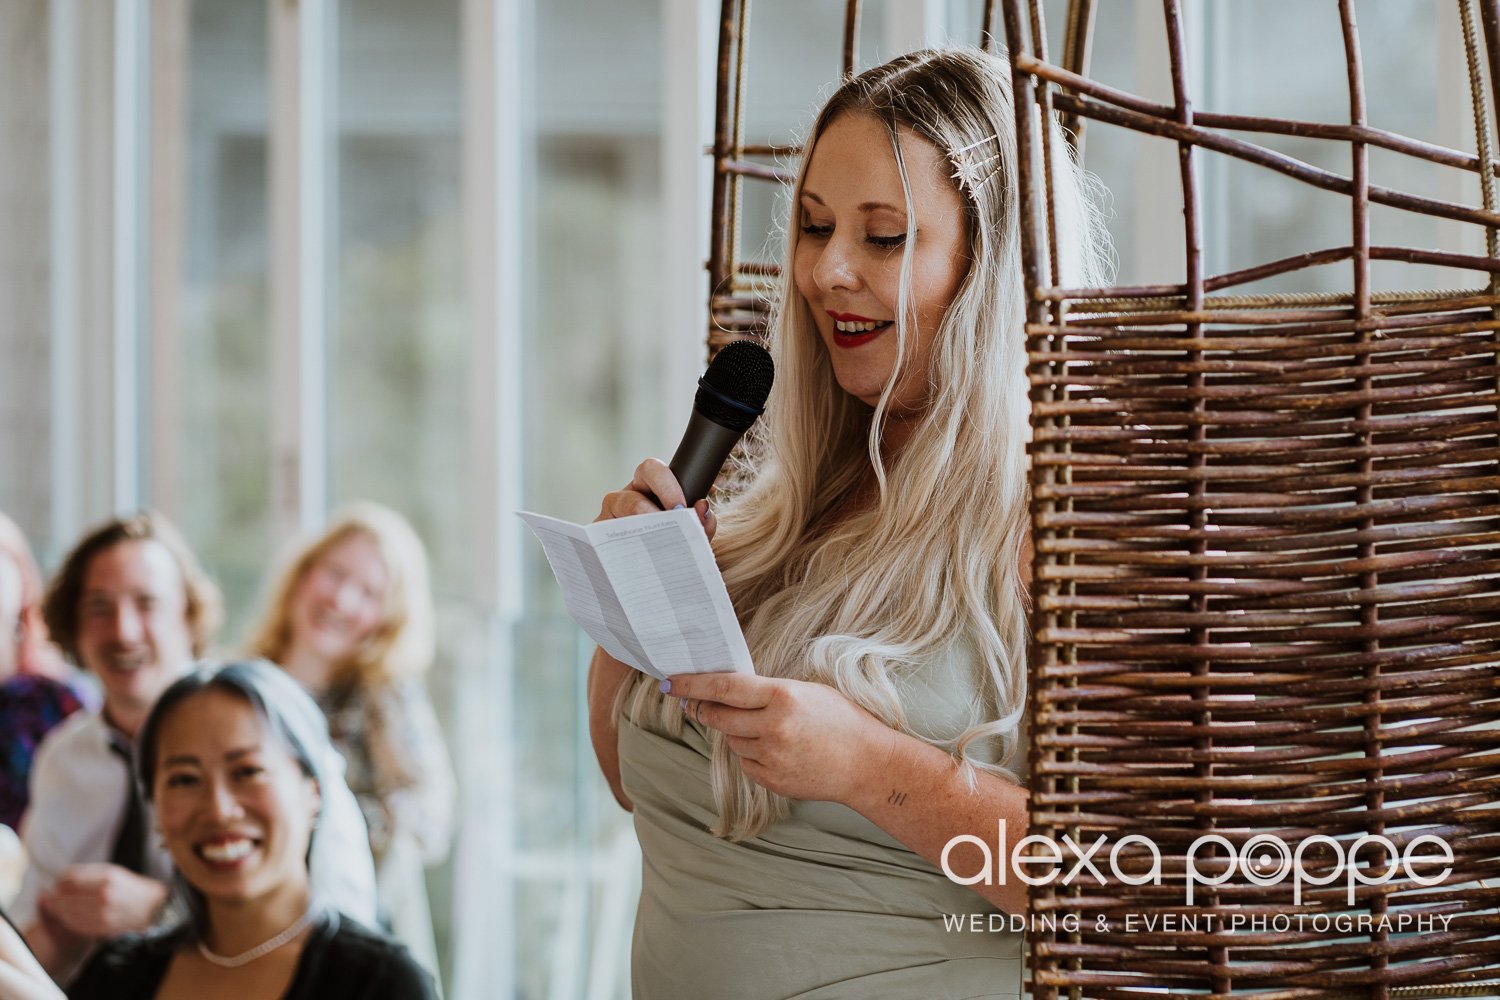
[67,911,435,1000]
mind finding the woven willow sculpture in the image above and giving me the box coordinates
[708,1,1500,996]
[1009,1,1500,996]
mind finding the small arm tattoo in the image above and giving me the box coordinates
[887,789,908,806]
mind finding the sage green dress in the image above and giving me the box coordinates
[618,643,1024,1000]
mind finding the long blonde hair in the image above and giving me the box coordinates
[250,501,435,689]
[628,47,1109,840]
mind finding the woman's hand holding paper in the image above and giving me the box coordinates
[666,672,894,805]
[667,669,1031,916]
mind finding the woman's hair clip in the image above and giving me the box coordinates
[950,134,1003,197]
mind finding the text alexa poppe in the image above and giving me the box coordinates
[940,820,1455,906]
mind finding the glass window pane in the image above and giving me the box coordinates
[522,2,673,995]
[328,0,465,989]
[329,0,465,585]
[0,0,53,551]
[1207,0,1463,293]
[181,0,272,634]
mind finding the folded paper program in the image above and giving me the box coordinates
[519,508,754,680]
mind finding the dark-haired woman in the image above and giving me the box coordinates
[1,660,435,1000]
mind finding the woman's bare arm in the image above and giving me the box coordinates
[588,647,637,810]
[843,728,1029,915]
[669,671,1030,915]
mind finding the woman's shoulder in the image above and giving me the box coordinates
[331,673,430,714]
[322,913,408,956]
[295,912,436,999]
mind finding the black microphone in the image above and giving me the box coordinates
[668,340,775,505]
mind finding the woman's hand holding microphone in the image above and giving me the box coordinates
[596,457,715,540]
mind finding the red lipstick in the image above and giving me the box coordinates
[826,310,893,349]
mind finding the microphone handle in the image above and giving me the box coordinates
[668,411,745,506]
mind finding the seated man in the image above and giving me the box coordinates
[13,511,377,980]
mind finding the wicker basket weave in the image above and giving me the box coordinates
[707,1,1500,996]
[1005,1,1500,996]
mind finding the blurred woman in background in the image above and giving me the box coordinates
[0,515,84,831]
[0,514,71,686]
[248,503,454,979]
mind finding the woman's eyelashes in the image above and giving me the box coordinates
[797,221,908,249]
[162,763,265,789]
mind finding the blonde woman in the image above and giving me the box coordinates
[248,503,454,979]
[589,47,1108,998]
[0,513,70,684]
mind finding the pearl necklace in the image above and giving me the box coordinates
[196,911,315,968]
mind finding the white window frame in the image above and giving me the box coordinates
[451,0,531,994]
[269,0,332,538]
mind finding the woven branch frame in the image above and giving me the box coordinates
[707,2,1500,996]
[1007,1,1500,997]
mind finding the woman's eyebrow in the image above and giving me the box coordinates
[161,745,262,767]
[798,190,904,215]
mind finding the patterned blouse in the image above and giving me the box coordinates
[316,676,456,864]
[0,674,84,829]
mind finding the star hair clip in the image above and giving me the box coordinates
[950,135,1003,197]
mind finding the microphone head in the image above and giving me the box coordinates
[695,340,775,432]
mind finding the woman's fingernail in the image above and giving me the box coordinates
[659,679,672,693]
[672,503,685,510]
[679,697,689,714]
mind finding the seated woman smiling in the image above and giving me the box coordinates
[247,503,454,978]
[0,660,434,1000]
